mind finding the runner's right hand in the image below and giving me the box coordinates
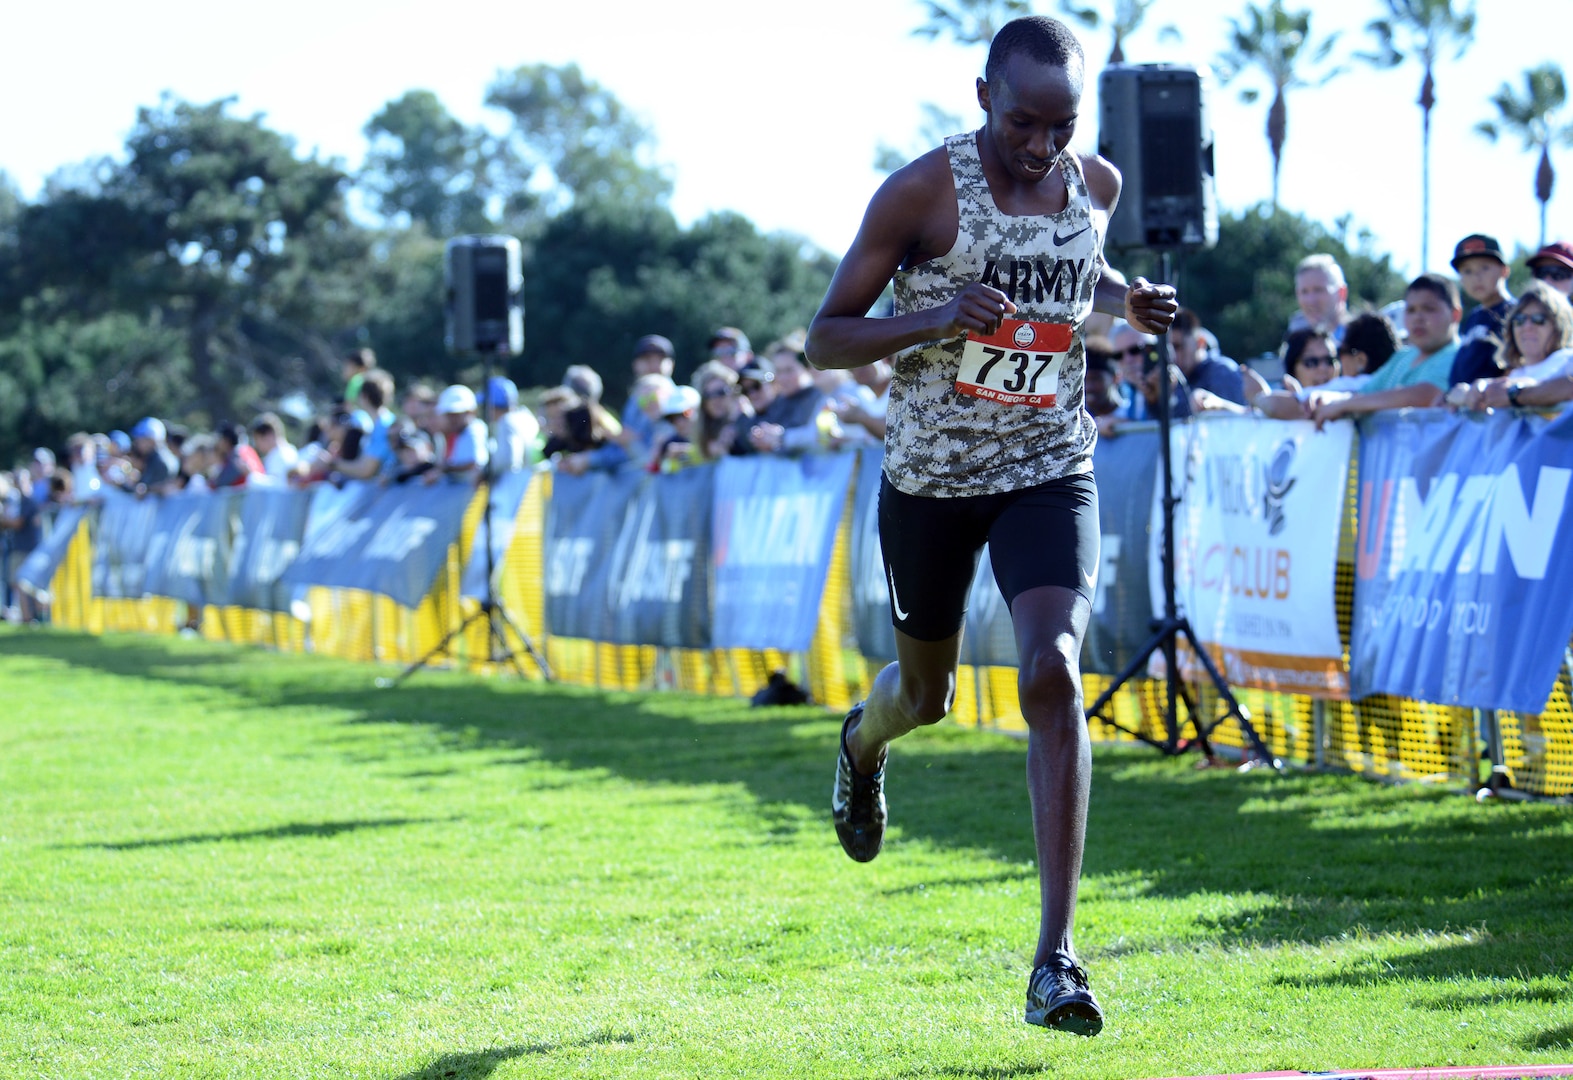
[937,283,1017,339]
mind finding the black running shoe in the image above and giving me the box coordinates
[1024,959,1104,1036]
[831,703,886,863]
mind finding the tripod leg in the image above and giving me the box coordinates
[495,603,554,682]
[1082,618,1181,753]
[1178,622,1280,769]
[489,606,530,679]
[382,607,488,688]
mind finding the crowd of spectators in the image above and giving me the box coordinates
[7,232,1573,623]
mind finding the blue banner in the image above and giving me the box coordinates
[226,487,312,612]
[92,489,159,599]
[712,452,854,651]
[281,481,475,607]
[16,505,89,602]
[543,468,645,641]
[1351,409,1573,713]
[849,449,898,662]
[604,466,713,648]
[142,493,234,606]
[461,470,535,603]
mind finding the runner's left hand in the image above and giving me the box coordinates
[1125,277,1178,335]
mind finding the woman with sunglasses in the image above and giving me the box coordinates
[1451,282,1573,410]
[688,360,747,460]
[1253,314,1401,418]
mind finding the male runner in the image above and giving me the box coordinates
[804,15,1176,1037]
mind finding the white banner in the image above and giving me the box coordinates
[1152,416,1354,697]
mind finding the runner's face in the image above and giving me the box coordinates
[979,53,1082,185]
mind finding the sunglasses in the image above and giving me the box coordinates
[1120,344,1148,358]
[740,382,766,395]
[1298,353,1336,368]
[1512,311,1552,327]
[1532,265,1573,282]
[702,386,732,399]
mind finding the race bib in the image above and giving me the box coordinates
[956,319,1074,407]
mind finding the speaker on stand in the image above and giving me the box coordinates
[1088,65,1279,770]
[382,234,552,688]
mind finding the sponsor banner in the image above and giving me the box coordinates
[460,469,535,602]
[1083,423,1159,674]
[226,487,312,612]
[143,492,234,606]
[281,481,474,607]
[1350,409,1573,714]
[849,449,898,662]
[712,452,855,651]
[603,466,714,648]
[92,489,160,599]
[543,468,645,641]
[15,505,90,601]
[1157,416,1353,697]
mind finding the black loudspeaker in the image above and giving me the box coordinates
[445,235,524,355]
[1098,65,1218,251]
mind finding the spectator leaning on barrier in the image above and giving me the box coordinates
[1288,253,1350,342]
[830,356,894,444]
[485,376,540,474]
[390,420,437,484]
[337,369,398,481]
[1528,241,1573,299]
[745,337,831,455]
[560,335,671,475]
[181,435,217,491]
[690,360,746,458]
[131,417,181,496]
[1169,306,1246,409]
[213,422,265,488]
[1448,233,1514,386]
[1109,323,1159,420]
[431,385,489,483]
[250,413,298,482]
[653,384,703,471]
[342,347,377,410]
[1310,274,1461,426]
[1451,282,1573,411]
[561,364,605,407]
[401,384,440,440]
[65,435,100,503]
[1,465,43,622]
[1336,310,1401,382]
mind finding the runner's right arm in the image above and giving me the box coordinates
[807,151,1016,371]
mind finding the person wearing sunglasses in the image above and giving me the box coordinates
[1449,282,1573,410]
[1528,241,1573,299]
[1254,313,1403,419]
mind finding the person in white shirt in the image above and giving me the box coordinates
[484,377,540,473]
[249,413,299,483]
[1452,281,1573,411]
[430,385,489,483]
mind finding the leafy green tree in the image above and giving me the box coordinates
[875,104,965,174]
[914,0,1174,63]
[1477,63,1572,250]
[1359,0,1476,271]
[1112,205,1406,361]
[1058,0,1177,65]
[484,64,671,220]
[361,90,503,237]
[1215,1,1343,211]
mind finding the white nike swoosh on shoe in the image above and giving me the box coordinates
[888,566,910,621]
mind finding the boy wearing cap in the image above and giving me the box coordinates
[1449,233,1515,385]
[485,376,541,474]
[130,418,181,496]
[1529,241,1573,299]
[430,385,489,483]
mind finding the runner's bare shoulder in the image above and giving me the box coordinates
[1077,151,1123,215]
[864,145,961,270]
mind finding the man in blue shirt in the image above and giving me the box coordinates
[1448,234,1513,385]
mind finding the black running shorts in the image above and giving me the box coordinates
[877,471,1100,642]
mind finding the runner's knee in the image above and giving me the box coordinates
[900,675,956,725]
[1017,639,1082,721]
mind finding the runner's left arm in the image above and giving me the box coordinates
[1080,153,1178,335]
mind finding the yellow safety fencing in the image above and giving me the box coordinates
[39,470,1573,800]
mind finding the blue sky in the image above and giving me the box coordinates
[3,0,1564,280]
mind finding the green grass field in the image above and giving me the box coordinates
[1,627,1570,1079]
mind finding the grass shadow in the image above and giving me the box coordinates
[65,817,447,850]
[7,629,1573,985]
[392,1030,637,1079]
[1523,1023,1573,1051]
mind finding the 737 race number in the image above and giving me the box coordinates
[955,319,1074,407]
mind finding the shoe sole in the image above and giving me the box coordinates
[1025,1002,1103,1037]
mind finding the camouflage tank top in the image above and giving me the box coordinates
[884,132,1104,498]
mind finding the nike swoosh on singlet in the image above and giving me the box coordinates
[1053,224,1091,246]
[888,566,910,621]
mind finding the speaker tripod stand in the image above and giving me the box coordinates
[1084,253,1279,769]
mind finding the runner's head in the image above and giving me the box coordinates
[977,17,1085,185]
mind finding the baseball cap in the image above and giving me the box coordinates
[130,417,166,443]
[436,385,478,415]
[1450,234,1505,269]
[633,334,675,359]
[32,447,56,469]
[708,327,751,353]
[1528,241,1573,272]
[658,384,701,418]
[736,357,776,383]
[109,430,132,453]
[485,376,518,410]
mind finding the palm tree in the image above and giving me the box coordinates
[914,0,1176,64]
[1359,0,1476,272]
[1477,63,1573,250]
[1214,1,1344,211]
